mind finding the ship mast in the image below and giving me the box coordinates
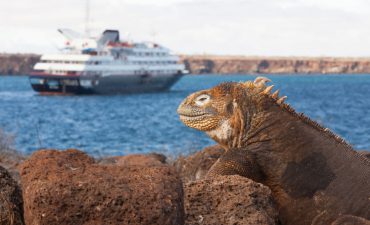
[85,0,90,37]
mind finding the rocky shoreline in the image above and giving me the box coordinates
[0,54,39,76]
[1,146,369,225]
[2,53,370,75]
[180,55,370,74]
[0,146,279,225]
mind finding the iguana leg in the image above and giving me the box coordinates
[206,148,264,182]
[331,215,370,225]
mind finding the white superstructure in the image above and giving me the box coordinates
[30,29,186,94]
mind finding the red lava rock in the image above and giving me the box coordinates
[0,165,24,225]
[184,175,279,225]
[174,145,225,183]
[99,153,167,167]
[19,149,184,225]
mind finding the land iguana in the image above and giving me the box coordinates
[177,77,370,225]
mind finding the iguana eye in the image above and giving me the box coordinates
[195,94,210,106]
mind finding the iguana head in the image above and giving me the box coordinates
[177,77,286,148]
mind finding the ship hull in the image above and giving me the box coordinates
[29,73,183,95]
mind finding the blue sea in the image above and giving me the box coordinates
[0,75,370,157]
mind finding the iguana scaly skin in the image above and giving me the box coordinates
[177,77,370,225]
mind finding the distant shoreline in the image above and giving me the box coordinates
[180,55,370,75]
[2,53,370,75]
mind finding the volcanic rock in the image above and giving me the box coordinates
[184,175,279,225]
[174,145,224,183]
[99,152,166,167]
[19,149,184,225]
[0,166,24,225]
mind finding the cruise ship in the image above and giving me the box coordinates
[29,29,186,94]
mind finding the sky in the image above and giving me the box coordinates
[1,0,370,56]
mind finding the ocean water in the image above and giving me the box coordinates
[0,74,370,157]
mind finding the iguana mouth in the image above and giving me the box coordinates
[177,105,210,119]
[179,113,209,120]
[179,114,209,120]
[178,113,218,131]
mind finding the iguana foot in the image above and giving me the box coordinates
[206,148,263,182]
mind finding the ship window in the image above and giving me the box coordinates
[47,80,60,89]
[30,78,45,85]
[80,80,93,87]
[63,80,79,86]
